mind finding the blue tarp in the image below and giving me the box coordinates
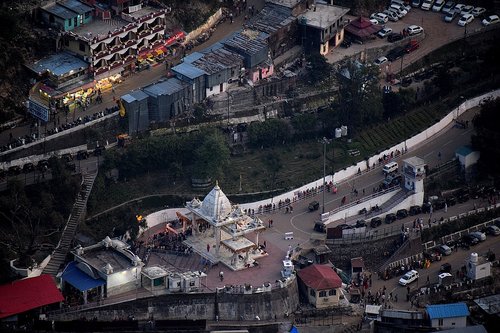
[290,326,299,333]
[62,262,105,292]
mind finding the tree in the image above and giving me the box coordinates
[247,119,291,148]
[382,88,415,118]
[471,97,500,178]
[192,129,230,180]
[337,60,383,134]
[306,53,331,85]
[291,113,318,140]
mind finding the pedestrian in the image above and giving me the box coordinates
[444,203,448,213]
[363,188,365,196]
[290,205,293,213]
[263,241,266,248]
[426,275,430,285]
[219,271,224,281]
[207,243,210,252]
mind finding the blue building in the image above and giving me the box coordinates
[426,303,470,329]
[40,0,93,32]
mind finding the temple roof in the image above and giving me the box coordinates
[201,183,232,219]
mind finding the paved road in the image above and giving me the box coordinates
[259,106,482,243]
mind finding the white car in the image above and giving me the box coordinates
[442,1,456,14]
[482,15,500,26]
[471,7,486,17]
[460,5,474,15]
[371,12,389,24]
[454,3,465,13]
[377,27,393,38]
[383,9,400,21]
[432,0,445,12]
[374,56,389,66]
[399,270,419,286]
[370,18,380,25]
[407,25,424,35]
[421,0,435,11]
[458,13,474,26]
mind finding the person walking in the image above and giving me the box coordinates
[219,271,224,281]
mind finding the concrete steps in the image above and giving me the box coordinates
[42,171,98,277]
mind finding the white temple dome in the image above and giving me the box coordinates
[201,183,232,219]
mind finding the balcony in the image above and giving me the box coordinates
[137,29,151,39]
[94,50,110,60]
[110,44,125,53]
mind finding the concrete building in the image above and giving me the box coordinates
[266,0,314,17]
[40,0,93,32]
[61,237,144,304]
[141,266,206,293]
[298,3,350,55]
[297,264,342,308]
[426,303,469,329]
[455,146,480,170]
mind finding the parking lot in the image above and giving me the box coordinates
[326,6,486,72]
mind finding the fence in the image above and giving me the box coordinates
[183,8,223,44]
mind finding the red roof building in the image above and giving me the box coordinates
[0,275,63,319]
[297,264,342,308]
[344,17,381,40]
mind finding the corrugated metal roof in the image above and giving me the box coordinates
[43,3,77,20]
[223,30,269,56]
[245,3,294,34]
[171,62,206,79]
[142,78,186,97]
[121,90,149,103]
[192,48,243,75]
[27,52,89,77]
[426,303,470,319]
[58,0,93,14]
[183,52,205,64]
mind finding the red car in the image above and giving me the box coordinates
[405,40,419,53]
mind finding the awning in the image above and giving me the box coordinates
[62,262,105,292]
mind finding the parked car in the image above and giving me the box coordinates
[409,205,422,215]
[383,9,400,22]
[22,162,34,173]
[458,13,474,26]
[356,219,367,228]
[385,213,397,224]
[440,262,452,273]
[461,234,479,246]
[387,46,406,61]
[377,27,393,38]
[411,0,422,7]
[482,15,500,26]
[444,10,459,22]
[371,217,382,228]
[421,0,435,10]
[399,270,419,286]
[433,199,446,210]
[371,12,389,24]
[370,18,380,25]
[445,196,457,206]
[422,202,432,213]
[404,40,420,53]
[442,1,456,14]
[406,25,424,36]
[469,231,486,242]
[460,5,474,15]
[485,225,500,236]
[308,201,320,212]
[396,209,408,219]
[432,0,445,12]
[437,244,452,256]
[454,4,465,14]
[471,7,486,17]
[374,56,389,66]
[8,165,21,176]
[387,32,404,43]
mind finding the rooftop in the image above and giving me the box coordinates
[266,0,303,9]
[245,3,295,35]
[300,4,350,29]
[190,48,243,75]
[456,145,475,157]
[172,62,207,80]
[426,302,470,319]
[404,156,426,167]
[121,90,149,103]
[142,77,187,97]
[474,294,500,315]
[42,2,78,20]
[297,264,342,290]
[142,266,170,279]
[58,0,93,15]
[223,29,269,56]
[27,52,89,77]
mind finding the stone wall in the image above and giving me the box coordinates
[53,278,299,322]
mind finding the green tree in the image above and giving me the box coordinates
[192,129,230,179]
[337,61,383,134]
[306,53,331,85]
[247,119,291,148]
[291,113,318,140]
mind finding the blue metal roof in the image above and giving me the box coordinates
[43,3,78,20]
[456,146,474,157]
[171,62,206,80]
[143,78,186,97]
[183,52,204,64]
[62,262,105,292]
[58,0,93,14]
[121,90,149,103]
[28,52,89,77]
[426,303,470,319]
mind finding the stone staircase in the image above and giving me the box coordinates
[42,171,98,276]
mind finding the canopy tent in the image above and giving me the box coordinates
[61,262,106,292]
[0,275,63,319]
[344,17,381,40]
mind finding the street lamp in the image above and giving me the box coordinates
[321,137,331,214]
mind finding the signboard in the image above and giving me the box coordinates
[165,31,185,47]
[28,99,50,122]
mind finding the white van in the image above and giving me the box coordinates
[383,162,399,175]
[399,270,419,286]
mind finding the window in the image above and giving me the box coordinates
[189,281,195,287]
[319,291,327,297]
[438,318,443,326]
[79,42,85,52]
[209,87,213,92]
[74,17,77,27]
[309,289,315,297]
[329,289,336,296]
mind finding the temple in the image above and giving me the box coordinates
[182,183,267,271]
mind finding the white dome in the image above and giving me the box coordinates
[201,183,232,219]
